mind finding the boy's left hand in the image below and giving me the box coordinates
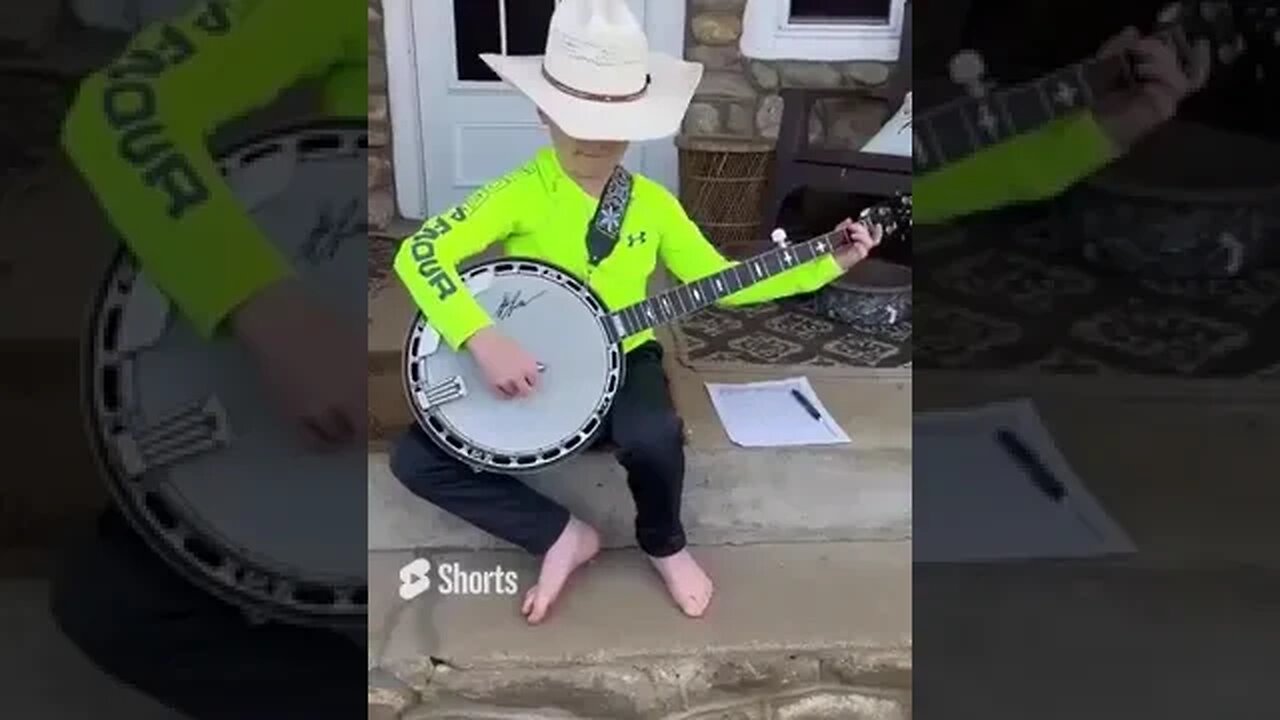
[832,217,882,270]
[1092,27,1210,152]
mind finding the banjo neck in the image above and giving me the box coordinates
[606,228,846,341]
[913,0,1256,175]
[913,52,1132,174]
[607,194,910,341]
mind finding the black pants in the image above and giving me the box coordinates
[391,341,687,558]
[49,509,365,719]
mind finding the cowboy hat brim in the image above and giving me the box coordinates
[480,52,703,142]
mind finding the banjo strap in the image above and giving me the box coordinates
[584,165,635,266]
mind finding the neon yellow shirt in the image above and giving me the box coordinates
[913,112,1117,226]
[60,0,366,338]
[395,147,844,354]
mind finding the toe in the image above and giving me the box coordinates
[683,592,709,618]
[687,581,714,617]
[527,594,552,624]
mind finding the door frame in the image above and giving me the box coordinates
[382,0,687,220]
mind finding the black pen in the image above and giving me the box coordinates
[790,388,821,421]
[995,428,1066,502]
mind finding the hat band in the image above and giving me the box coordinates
[541,65,651,104]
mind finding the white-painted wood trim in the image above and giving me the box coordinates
[450,121,546,187]
[640,0,686,195]
[740,0,905,62]
[384,0,428,219]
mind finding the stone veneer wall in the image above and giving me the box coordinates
[680,0,898,148]
[368,0,395,233]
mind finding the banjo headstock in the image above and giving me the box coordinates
[857,194,912,242]
[768,194,911,252]
[945,2,1275,102]
[1157,1,1246,68]
[1157,2,1280,81]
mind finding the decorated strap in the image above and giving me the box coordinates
[585,165,634,266]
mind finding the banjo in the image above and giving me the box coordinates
[83,121,368,629]
[403,195,911,475]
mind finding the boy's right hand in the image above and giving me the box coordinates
[466,326,541,399]
[231,277,366,449]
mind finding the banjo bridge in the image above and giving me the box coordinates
[113,396,231,477]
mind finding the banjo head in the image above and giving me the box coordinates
[405,259,623,473]
[85,123,368,627]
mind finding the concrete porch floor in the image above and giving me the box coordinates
[369,541,912,719]
[911,371,1280,719]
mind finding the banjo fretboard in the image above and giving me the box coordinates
[913,52,1134,175]
[606,229,843,341]
[913,0,1280,174]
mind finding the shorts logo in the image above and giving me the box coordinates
[398,558,432,600]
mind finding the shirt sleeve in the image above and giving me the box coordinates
[656,188,842,306]
[59,0,361,338]
[393,169,530,350]
[913,111,1117,226]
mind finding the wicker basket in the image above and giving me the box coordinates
[676,137,775,260]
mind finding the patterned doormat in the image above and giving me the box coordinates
[914,221,1280,378]
[669,299,912,373]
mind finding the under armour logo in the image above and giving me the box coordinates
[627,231,648,247]
[398,558,432,599]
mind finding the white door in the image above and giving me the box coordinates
[386,0,686,219]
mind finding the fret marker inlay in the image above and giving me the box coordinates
[1054,81,1077,107]
[977,104,998,136]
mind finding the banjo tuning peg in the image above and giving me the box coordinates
[949,49,988,98]
[771,228,789,248]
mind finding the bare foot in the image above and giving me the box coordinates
[521,517,600,624]
[649,549,714,617]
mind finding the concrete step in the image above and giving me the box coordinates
[368,282,911,552]
[368,442,909,552]
[368,541,911,720]
[368,353,911,552]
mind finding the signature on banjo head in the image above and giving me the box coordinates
[299,197,366,265]
[495,289,548,320]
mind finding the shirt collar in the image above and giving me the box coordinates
[537,147,601,206]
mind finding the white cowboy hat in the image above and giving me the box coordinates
[480,0,704,142]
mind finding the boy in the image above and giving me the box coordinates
[389,0,882,623]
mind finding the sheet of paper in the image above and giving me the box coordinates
[860,92,912,158]
[914,398,1136,563]
[705,377,851,448]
